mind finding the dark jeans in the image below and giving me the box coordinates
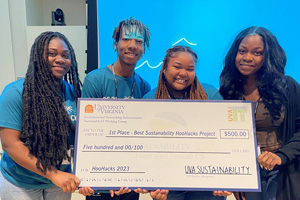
[166,191,225,200]
[245,166,279,200]
[86,191,139,200]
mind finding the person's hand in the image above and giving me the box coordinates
[110,187,131,197]
[134,188,149,194]
[233,192,245,200]
[78,187,95,196]
[258,151,281,171]
[149,189,169,200]
[213,191,232,197]
[48,170,80,193]
[134,188,168,200]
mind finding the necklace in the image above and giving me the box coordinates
[111,63,136,99]
[254,96,260,115]
[243,95,260,115]
[168,91,188,99]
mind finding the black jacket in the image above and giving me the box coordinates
[276,76,300,200]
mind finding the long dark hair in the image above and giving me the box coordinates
[220,26,287,121]
[155,46,208,100]
[21,31,82,172]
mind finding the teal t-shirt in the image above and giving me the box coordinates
[142,83,223,100]
[82,66,151,193]
[82,66,151,98]
[0,78,77,189]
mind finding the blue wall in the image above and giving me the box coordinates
[98,0,300,89]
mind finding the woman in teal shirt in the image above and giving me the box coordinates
[0,31,82,200]
[143,45,226,200]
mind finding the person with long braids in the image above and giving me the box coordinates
[143,45,222,101]
[143,45,226,200]
[219,27,300,200]
[0,31,82,199]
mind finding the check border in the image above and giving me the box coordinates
[74,98,261,192]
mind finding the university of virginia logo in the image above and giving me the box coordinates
[85,104,94,113]
[228,108,246,122]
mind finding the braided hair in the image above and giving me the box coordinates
[112,17,151,51]
[21,31,82,173]
[155,46,208,100]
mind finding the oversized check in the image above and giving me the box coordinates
[74,99,261,192]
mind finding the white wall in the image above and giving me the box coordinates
[25,0,44,26]
[0,0,18,93]
[8,0,30,80]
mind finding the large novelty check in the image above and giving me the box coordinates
[74,99,261,192]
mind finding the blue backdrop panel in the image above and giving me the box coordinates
[97,0,300,88]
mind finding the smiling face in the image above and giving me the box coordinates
[235,35,265,79]
[114,25,144,66]
[163,52,196,98]
[47,38,71,81]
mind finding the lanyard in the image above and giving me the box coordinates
[242,95,260,115]
[254,96,260,115]
[111,63,136,99]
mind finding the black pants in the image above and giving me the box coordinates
[86,191,139,200]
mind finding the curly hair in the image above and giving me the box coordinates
[21,31,82,173]
[155,46,208,100]
[219,26,287,121]
[112,17,150,51]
